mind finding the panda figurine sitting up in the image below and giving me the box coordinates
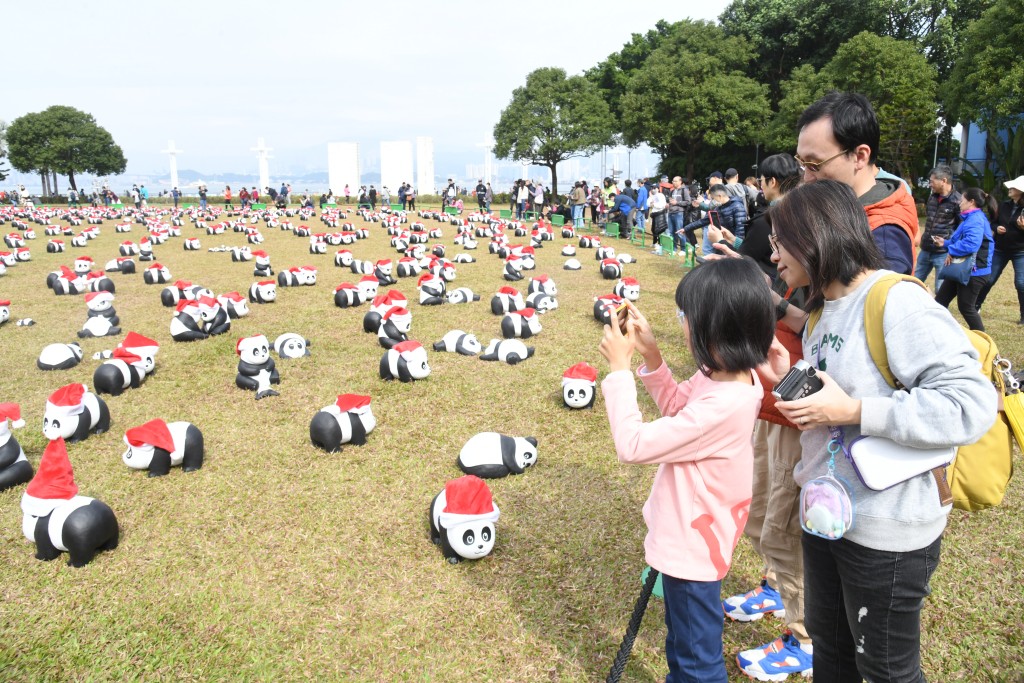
[429,475,499,564]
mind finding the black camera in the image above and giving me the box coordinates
[772,360,824,401]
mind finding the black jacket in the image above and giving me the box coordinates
[994,198,1024,253]
[920,190,962,253]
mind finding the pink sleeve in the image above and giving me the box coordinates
[637,361,695,417]
[601,369,707,465]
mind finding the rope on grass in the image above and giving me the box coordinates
[605,567,660,683]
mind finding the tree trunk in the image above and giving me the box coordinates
[548,162,558,197]
[68,173,78,192]
[40,170,49,197]
[51,170,59,197]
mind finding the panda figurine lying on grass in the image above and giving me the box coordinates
[122,418,204,477]
[308,394,376,452]
[456,432,538,478]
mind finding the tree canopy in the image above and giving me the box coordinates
[6,106,126,191]
[618,20,768,181]
[493,68,615,195]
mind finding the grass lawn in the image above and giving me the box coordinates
[0,203,1021,682]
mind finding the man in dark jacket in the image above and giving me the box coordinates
[369,186,378,210]
[475,180,487,209]
[682,184,746,255]
[915,164,962,290]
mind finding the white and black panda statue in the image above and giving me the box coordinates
[42,383,111,444]
[122,418,204,476]
[333,282,362,308]
[21,437,118,568]
[600,258,622,280]
[445,287,479,304]
[593,294,625,324]
[274,333,311,359]
[456,432,538,478]
[104,257,135,274]
[143,263,171,285]
[308,394,376,452]
[490,286,525,315]
[0,403,32,492]
[417,272,446,306]
[479,339,534,365]
[527,274,557,297]
[563,258,582,271]
[379,340,430,382]
[252,250,273,277]
[429,475,499,564]
[78,291,121,339]
[37,343,84,371]
[500,309,543,339]
[613,276,641,302]
[170,300,209,342]
[0,299,9,326]
[248,280,277,303]
[562,362,598,409]
[217,292,250,319]
[198,296,231,336]
[235,335,280,399]
[377,307,412,349]
[525,291,558,313]
[432,330,482,356]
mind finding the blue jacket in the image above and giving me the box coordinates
[682,195,748,238]
[610,193,636,214]
[635,185,649,211]
[946,208,994,277]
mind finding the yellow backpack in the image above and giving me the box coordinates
[809,273,1018,511]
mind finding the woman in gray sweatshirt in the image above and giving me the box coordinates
[765,180,996,682]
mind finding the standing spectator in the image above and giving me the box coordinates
[251,187,260,205]
[533,182,545,218]
[570,181,587,229]
[280,182,289,205]
[68,188,79,208]
[622,179,637,201]
[382,186,391,206]
[398,183,407,210]
[131,185,142,210]
[666,176,690,250]
[795,91,918,274]
[744,176,764,213]
[723,168,746,202]
[198,185,208,211]
[649,183,668,247]
[509,181,519,215]
[484,183,493,212]
[516,180,529,220]
[406,185,416,211]
[932,187,995,331]
[445,179,457,208]
[171,187,181,209]
[224,186,233,210]
[239,186,250,210]
[683,183,747,256]
[369,185,378,210]
[475,179,487,210]
[140,184,149,207]
[975,175,1024,324]
[915,165,962,291]
[344,184,351,206]
[635,179,649,236]
[319,192,327,209]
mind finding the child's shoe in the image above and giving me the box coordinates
[722,578,786,621]
[736,630,813,681]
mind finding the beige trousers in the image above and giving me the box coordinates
[744,419,808,641]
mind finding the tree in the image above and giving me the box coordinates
[946,0,1024,131]
[586,20,676,126]
[762,65,824,153]
[618,20,768,182]
[0,120,9,182]
[493,68,615,196]
[6,106,126,192]
[819,32,938,180]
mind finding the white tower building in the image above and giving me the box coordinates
[416,136,435,195]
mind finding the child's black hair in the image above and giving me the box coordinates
[674,258,775,376]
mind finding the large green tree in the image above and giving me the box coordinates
[493,68,615,196]
[6,106,126,192]
[946,0,1024,131]
[618,20,768,182]
[0,120,9,182]
[586,20,676,127]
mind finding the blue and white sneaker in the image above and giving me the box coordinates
[736,630,813,681]
[722,578,786,621]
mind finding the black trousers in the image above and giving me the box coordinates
[935,274,986,330]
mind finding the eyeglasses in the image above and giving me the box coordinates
[768,232,781,253]
[794,149,850,174]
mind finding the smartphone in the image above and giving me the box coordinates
[708,210,722,229]
[615,302,629,332]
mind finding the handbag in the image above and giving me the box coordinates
[942,254,975,285]
[847,435,954,491]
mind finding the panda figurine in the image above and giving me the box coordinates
[445,287,479,305]
[308,394,376,452]
[563,258,582,271]
[143,263,171,285]
[198,296,231,336]
[579,235,596,249]
[432,330,482,356]
[0,299,9,326]
[377,307,412,349]
[520,247,537,270]
[170,300,209,342]
[334,249,354,268]
[528,275,557,297]
[137,238,154,261]
[21,437,119,568]
[84,271,116,294]
[104,257,135,274]
[596,245,616,261]
[248,280,277,304]
[433,260,457,282]
[160,279,194,307]
[417,273,446,306]
[490,287,525,315]
[236,335,280,399]
[47,239,66,253]
[479,338,534,365]
[600,258,623,279]
[594,294,625,324]
[379,340,430,382]
[561,245,576,256]
[122,419,204,477]
[502,256,524,281]
[456,432,538,478]
[252,250,273,277]
[93,347,151,396]
[37,343,84,371]
[333,282,363,308]
[183,237,201,250]
[231,246,252,262]
[614,277,641,302]
[0,403,32,492]
[525,291,558,313]
[500,309,543,339]
[42,383,111,444]
[562,362,598,409]
[217,292,250,319]
[429,475,500,564]
[362,290,407,333]
[274,333,311,359]
[453,253,475,264]
[78,291,121,338]
[396,257,421,278]
[373,259,397,286]
[73,256,95,275]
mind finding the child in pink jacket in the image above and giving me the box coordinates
[599,258,776,683]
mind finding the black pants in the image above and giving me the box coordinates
[935,274,986,330]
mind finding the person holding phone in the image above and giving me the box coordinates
[681,184,747,256]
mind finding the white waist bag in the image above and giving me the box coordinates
[847,436,954,491]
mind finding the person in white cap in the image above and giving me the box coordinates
[975,174,1024,324]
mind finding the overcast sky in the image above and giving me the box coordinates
[5,0,724,181]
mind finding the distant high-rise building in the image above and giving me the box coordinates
[380,141,413,195]
[327,142,360,198]
[416,137,435,195]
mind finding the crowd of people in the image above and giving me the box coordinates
[597,91,1015,683]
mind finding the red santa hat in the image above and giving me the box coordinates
[147,262,164,270]
[176,299,199,313]
[252,250,268,258]
[392,340,422,355]
[498,286,520,296]
[121,240,134,246]
[173,279,192,290]
[22,437,78,515]
[562,362,598,385]
[375,259,392,266]
[46,384,87,418]
[601,258,620,266]
[0,402,26,430]
[417,273,436,287]
[86,270,105,280]
[287,266,302,273]
[124,418,175,453]
[533,274,550,283]
[120,332,160,357]
[439,475,500,528]
[75,256,94,263]
[111,346,144,367]
[59,265,76,279]
[84,291,114,305]
[0,299,10,307]
[382,306,410,320]
[257,280,275,287]
[197,296,219,311]
[359,275,378,284]
[620,277,639,286]
[334,394,371,414]
[219,291,245,302]
[334,282,358,292]
[514,308,536,319]
[237,334,269,355]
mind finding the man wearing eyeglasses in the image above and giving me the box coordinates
[795,92,918,275]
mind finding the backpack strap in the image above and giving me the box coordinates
[863,273,927,389]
